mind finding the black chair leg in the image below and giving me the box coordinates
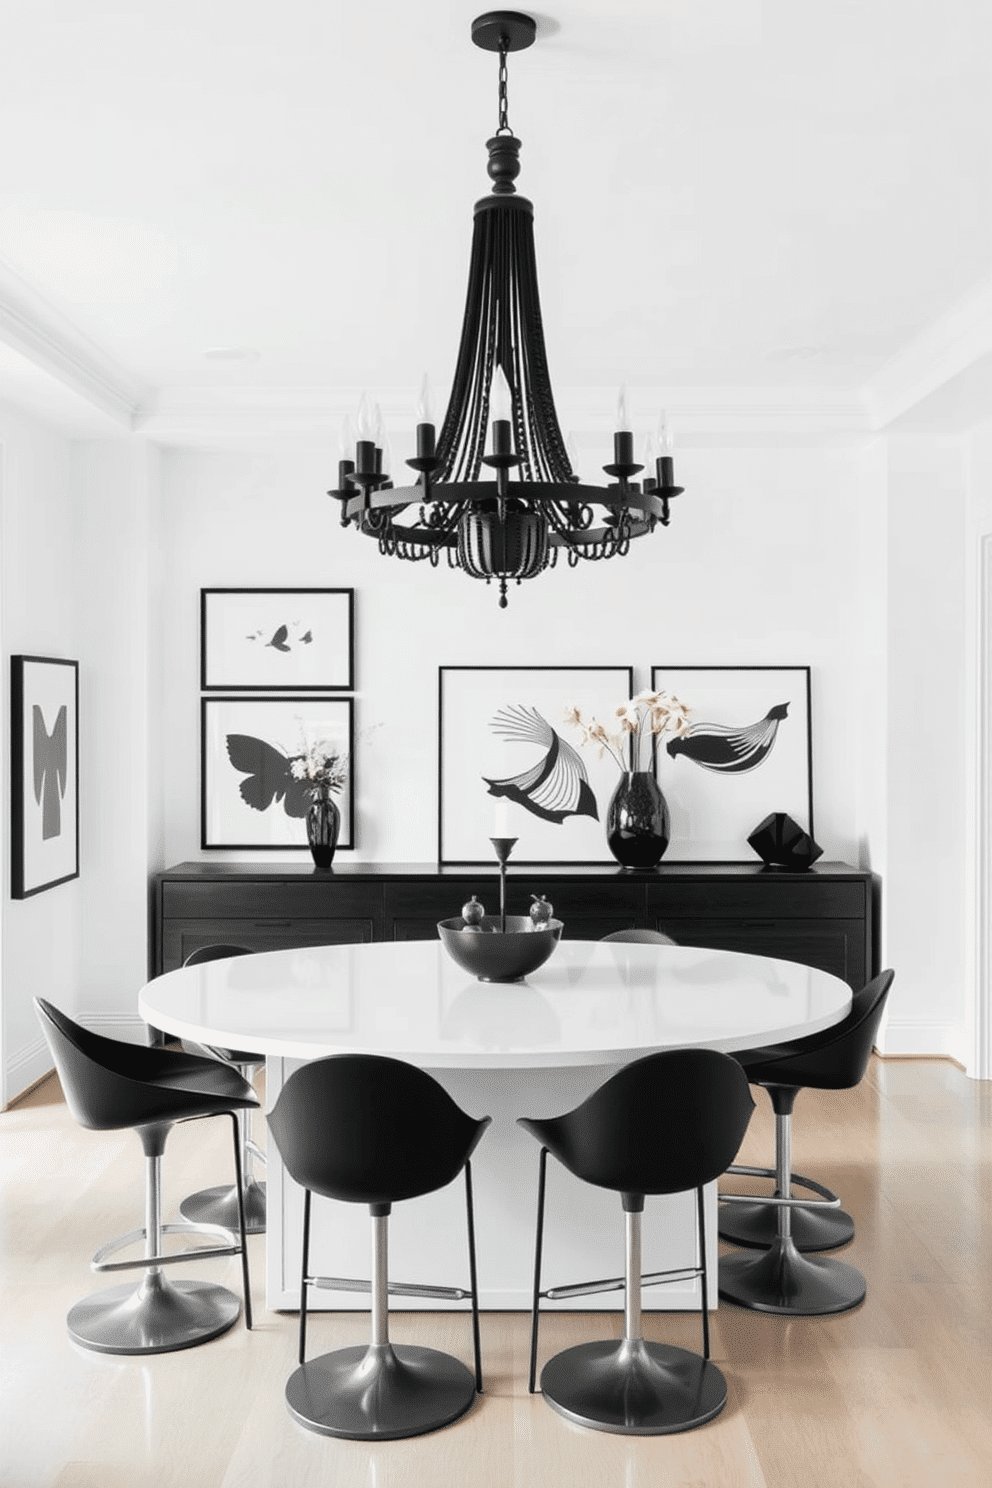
[528,1148,548,1394]
[464,1161,483,1392]
[298,1188,311,1366]
[229,1111,252,1330]
[696,1184,709,1361]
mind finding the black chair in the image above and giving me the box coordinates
[518,1048,755,1435]
[266,1054,491,1440]
[718,969,895,1316]
[34,997,255,1354]
[600,929,677,945]
[177,945,267,1235]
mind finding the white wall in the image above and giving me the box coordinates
[73,440,162,1042]
[4,410,976,1094]
[963,418,992,1077]
[0,407,161,1103]
[881,436,968,1060]
[158,441,876,868]
[1,403,83,1100]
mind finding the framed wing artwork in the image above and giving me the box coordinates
[438,665,634,864]
[650,665,813,861]
[201,696,354,850]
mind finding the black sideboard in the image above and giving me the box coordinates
[153,861,877,990]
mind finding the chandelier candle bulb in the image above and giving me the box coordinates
[411,375,439,468]
[417,374,436,424]
[657,410,676,488]
[616,384,632,431]
[355,391,376,440]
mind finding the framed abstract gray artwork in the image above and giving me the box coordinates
[10,655,80,898]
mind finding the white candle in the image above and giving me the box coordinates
[493,796,511,837]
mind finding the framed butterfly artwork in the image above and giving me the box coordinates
[10,655,80,898]
[201,696,355,850]
[201,589,354,691]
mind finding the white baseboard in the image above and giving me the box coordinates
[3,1037,53,1109]
[877,1017,963,1062]
[78,1011,150,1044]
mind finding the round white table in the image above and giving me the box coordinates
[139,939,851,1313]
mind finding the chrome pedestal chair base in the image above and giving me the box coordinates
[181,1178,267,1235]
[286,1341,476,1440]
[719,1236,866,1316]
[718,1194,855,1252]
[540,1338,726,1436]
[68,1269,242,1355]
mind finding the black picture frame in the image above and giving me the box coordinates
[200,588,355,692]
[201,695,355,851]
[650,664,814,861]
[11,655,80,898]
[438,665,635,865]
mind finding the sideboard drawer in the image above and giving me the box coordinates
[161,881,381,921]
[645,879,866,920]
[161,917,375,972]
[661,918,867,988]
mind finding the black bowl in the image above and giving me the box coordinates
[437,915,563,983]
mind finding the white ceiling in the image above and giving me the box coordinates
[1,0,991,441]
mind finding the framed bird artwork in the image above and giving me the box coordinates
[650,666,813,861]
[201,695,354,849]
[10,655,80,898]
[200,588,354,691]
[438,666,634,865]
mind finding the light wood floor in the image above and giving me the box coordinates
[1,1057,989,1487]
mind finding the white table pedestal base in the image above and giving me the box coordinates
[265,1060,716,1313]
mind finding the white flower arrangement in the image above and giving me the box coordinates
[289,731,349,798]
[565,688,691,774]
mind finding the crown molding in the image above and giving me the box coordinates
[863,275,992,430]
[0,260,147,429]
[135,383,873,449]
[2,248,987,445]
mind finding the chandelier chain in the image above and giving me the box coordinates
[496,44,511,134]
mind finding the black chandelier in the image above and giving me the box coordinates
[328,10,684,609]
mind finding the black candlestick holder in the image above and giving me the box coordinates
[489,837,518,931]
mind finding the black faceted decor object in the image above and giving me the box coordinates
[747,813,823,872]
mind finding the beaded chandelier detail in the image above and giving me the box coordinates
[328,11,683,608]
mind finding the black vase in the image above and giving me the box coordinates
[306,793,340,870]
[606,771,670,869]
